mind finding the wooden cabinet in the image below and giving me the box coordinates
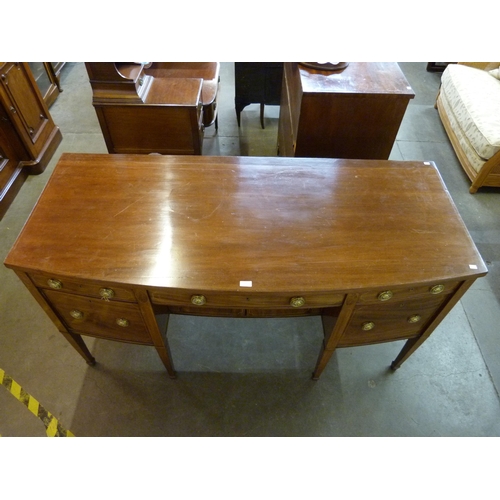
[0,62,62,219]
[234,63,283,128]
[278,62,415,159]
[86,62,208,155]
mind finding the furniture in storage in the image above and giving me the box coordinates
[0,62,62,219]
[278,62,415,159]
[436,62,500,193]
[85,62,209,155]
[234,63,283,128]
[4,154,487,380]
[144,63,220,130]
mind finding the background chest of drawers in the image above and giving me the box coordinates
[278,62,415,159]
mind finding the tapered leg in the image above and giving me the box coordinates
[313,296,358,380]
[60,331,96,366]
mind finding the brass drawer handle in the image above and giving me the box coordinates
[362,321,375,331]
[408,315,421,323]
[116,318,130,327]
[48,278,63,289]
[99,288,115,300]
[290,296,306,308]
[70,309,84,320]
[430,284,445,294]
[191,295,207,306]
[378,290,393,301]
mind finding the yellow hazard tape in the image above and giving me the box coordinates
[0,368,75,437]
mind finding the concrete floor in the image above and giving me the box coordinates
[1,62,500,438]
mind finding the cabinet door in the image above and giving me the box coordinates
[0,63,49,151]
[28,62,60,107]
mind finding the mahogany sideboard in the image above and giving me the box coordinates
[0,62,62,219]
[4,154,487,380]
[278,62,415,159]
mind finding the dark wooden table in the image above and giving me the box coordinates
[4,154,487,379]
[234,63,283,128]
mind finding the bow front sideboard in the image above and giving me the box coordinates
[4,154,487,380]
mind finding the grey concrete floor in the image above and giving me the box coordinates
[1,62,500,438]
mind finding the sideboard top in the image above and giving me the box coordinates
[5,154,486,292]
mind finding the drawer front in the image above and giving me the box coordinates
[43,290,151,344]
[29,273,136,302]
[340,294,448,346]
[357,281,461,305]
[150,289,345,309]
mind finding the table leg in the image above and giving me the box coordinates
[135,290,176,378]
[313,295,358,380]
[60,331,96,365]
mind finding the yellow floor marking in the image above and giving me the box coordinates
[0,368,75,437]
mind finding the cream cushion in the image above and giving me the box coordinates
[441,64,500,161]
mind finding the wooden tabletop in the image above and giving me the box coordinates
[296,62,415,96]
[5,154,486,292]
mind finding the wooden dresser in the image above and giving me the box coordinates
[0,62,62,219]
[4,154,487,380]
[278,62,415,159]
[86,63,204,155]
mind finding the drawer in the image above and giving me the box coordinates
[339,294,449,346]
[29,273,136,302]
[43,290,151,344]
[149,289,345,309]
[357,281,461,305]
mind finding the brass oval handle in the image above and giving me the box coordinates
[70,309,84,320]
[430,284,445,294]
[47,278,63,289]
[191,295,207,306]
[378,290,393,301]
[362,321,375,331]
[116,318,130,327]
[99,288,115,300]
[290,296,306,308]
[408,315,421,323]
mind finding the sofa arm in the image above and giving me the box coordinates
[459,62,500,71]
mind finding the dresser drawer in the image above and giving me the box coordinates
[43,290,151,344]
[339,294,449,346]
[357,281,461,305]
[149,289,345,309]
[29,273,137,302]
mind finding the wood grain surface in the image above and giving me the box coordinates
[5,154,487,294]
